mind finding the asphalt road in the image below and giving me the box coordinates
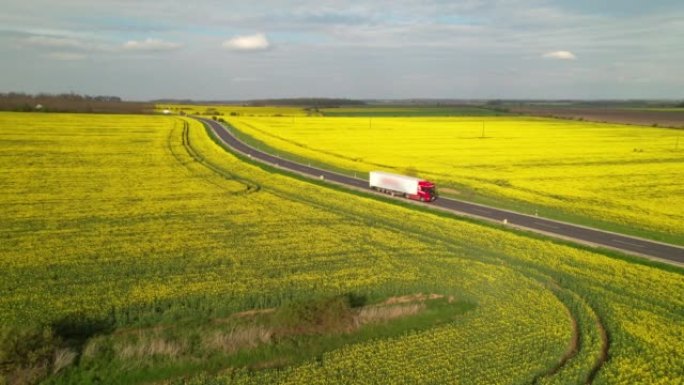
[198,117,684,266]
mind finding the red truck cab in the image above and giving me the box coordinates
[417,181,437,202]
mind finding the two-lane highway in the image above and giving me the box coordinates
[198,117,684,266]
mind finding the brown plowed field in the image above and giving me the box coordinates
[510,107,684,128]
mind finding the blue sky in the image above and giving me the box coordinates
[1,0,682,100]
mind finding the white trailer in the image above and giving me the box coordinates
[369,171,437,201]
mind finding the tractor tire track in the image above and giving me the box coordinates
[534,288,580,384]
[586,313,609,384]
[168,120,260,195]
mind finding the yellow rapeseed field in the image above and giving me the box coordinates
[226,115,684,242]
[0,112,682,384]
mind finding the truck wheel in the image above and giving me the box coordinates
[420,197,425,202]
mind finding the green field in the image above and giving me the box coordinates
[1,112,683,385]
[320,106,509,117]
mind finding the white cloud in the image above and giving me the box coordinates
[24,36,87,49]
[542,50,577,60]
[45,52,86,61]
[20,34,113,52]
[222,33,270,51]
[122,38,182,51]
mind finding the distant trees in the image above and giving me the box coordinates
[246,98,366,108]
[485,100,510,113]
[0,92,152,114]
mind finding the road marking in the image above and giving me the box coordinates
[471,207,491,214]
[612,239,645,248]
[533,221,559,230]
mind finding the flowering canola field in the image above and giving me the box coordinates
[0,112,682,384]
[226,116,684,243]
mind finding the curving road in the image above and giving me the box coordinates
[197,117,684,266]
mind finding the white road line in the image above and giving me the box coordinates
[471,207,491,214]
[533,221,559,230]
[612,239,646,248]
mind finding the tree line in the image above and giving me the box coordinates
[0,92,153,114]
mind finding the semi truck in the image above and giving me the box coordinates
[369,171,437,202]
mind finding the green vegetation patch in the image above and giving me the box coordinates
[38,294,473,385]
[320,105,509,117]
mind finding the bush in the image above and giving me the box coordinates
[0,325,59,384]
[273,295,356,335]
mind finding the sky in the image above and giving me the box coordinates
[1,0,683,100]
